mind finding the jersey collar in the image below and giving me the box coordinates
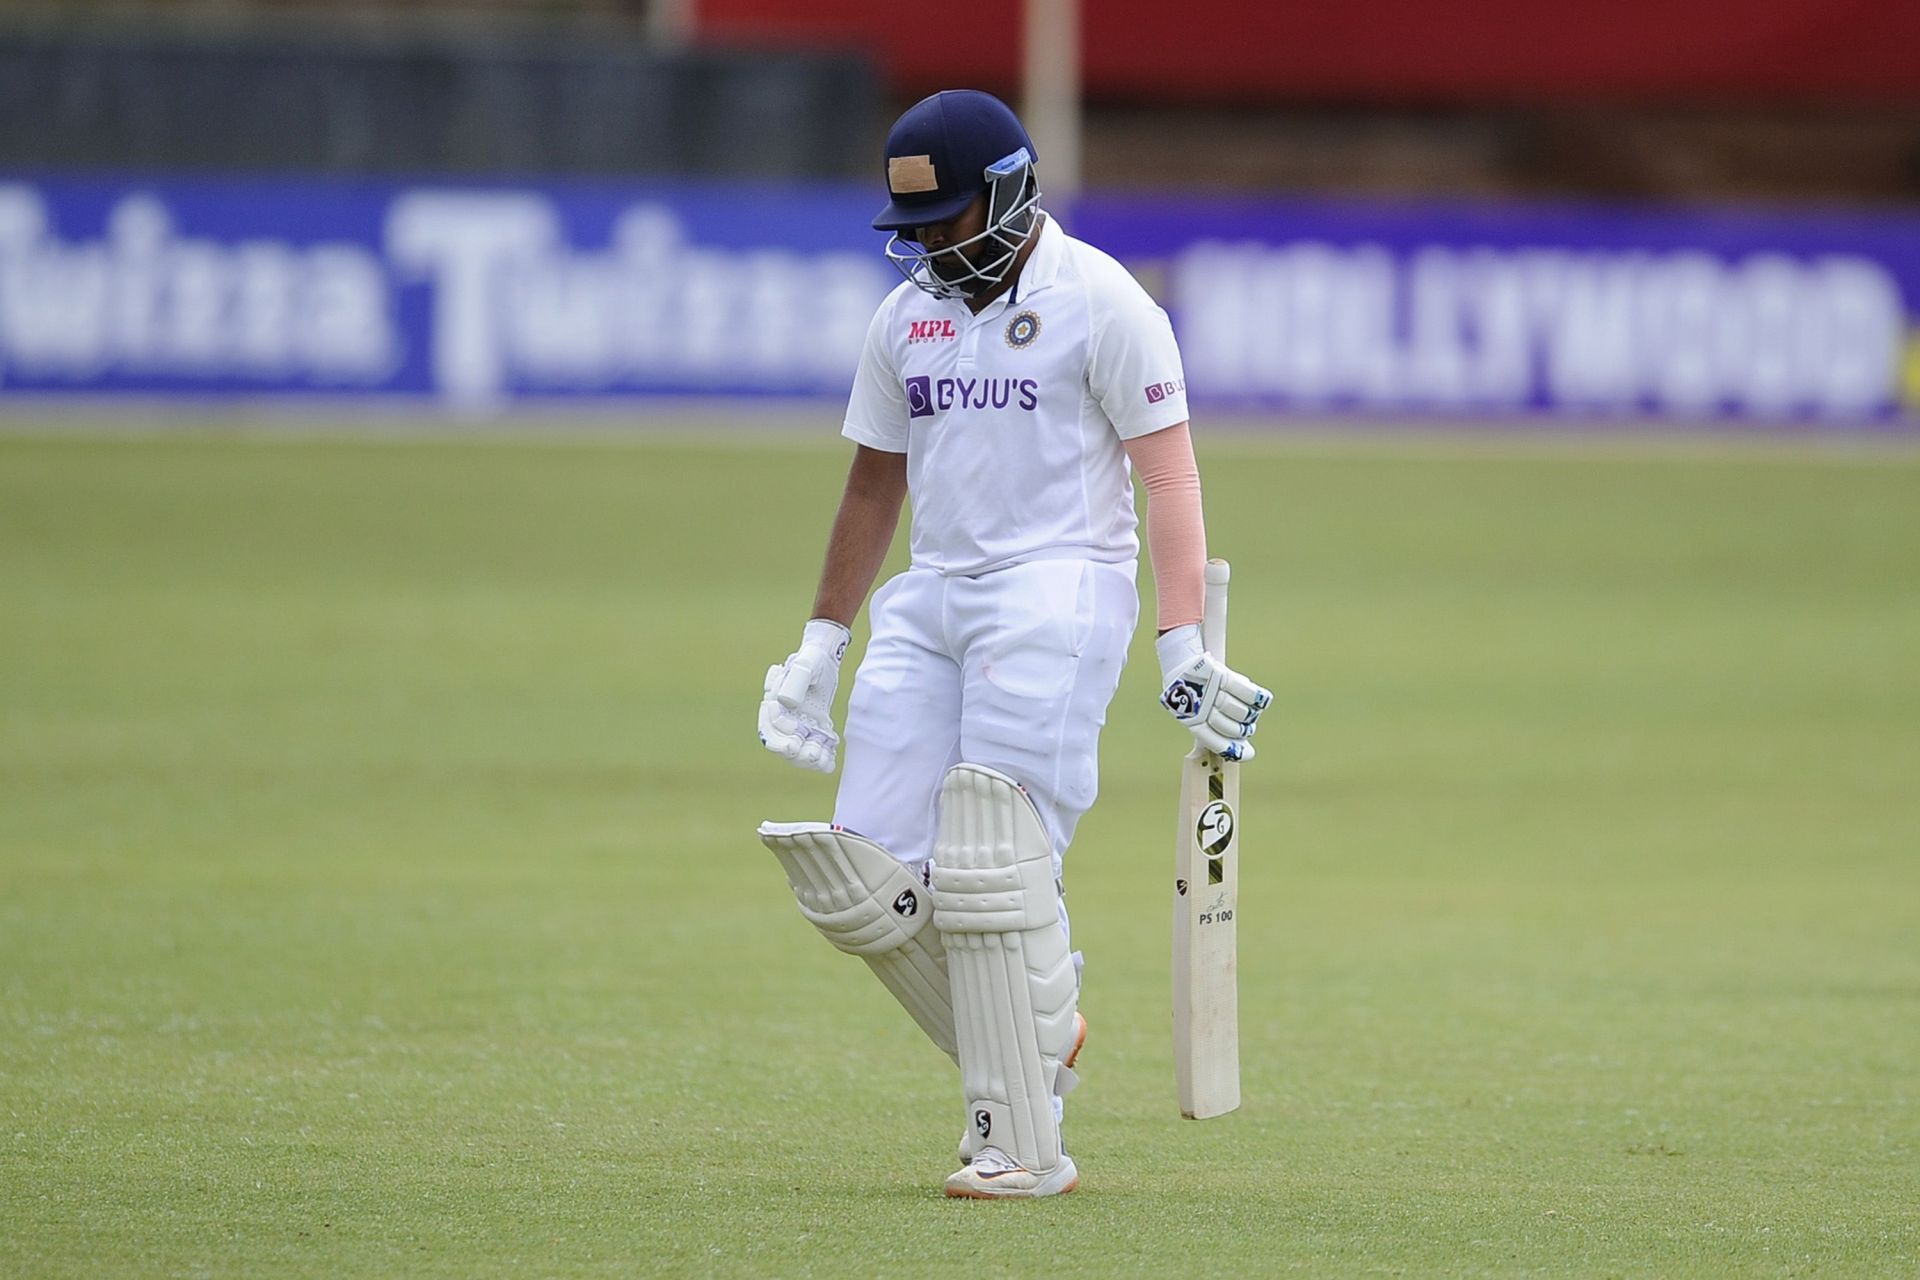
[1006,211,1063,307]
[960,212,1061,317]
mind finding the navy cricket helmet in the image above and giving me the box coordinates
[874,89,1043,298]
[873,89,1037,231]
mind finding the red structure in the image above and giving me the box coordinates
[695,0,1920,105]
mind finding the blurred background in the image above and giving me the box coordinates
[1,0,1917,427]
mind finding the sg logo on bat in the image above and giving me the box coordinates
[1196,799,1234,886]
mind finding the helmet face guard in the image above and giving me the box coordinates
[883,149,1040,301]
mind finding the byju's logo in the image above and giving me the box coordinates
[906,375,934,419]
[1145,378,1185,404]
[903,375,1039,419]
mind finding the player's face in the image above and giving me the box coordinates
[912,195,991,287]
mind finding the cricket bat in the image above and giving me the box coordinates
[1172,558,1241,1119]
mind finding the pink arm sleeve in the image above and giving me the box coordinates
[1123,422,1207,631]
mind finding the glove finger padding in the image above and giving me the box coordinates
[794,730,837,772]
[1205,708,1255,741]
[1211,690,1254,724]
[1217,668,1271,711]
[1191,723,1254,761]
[776,648,820,710]
[759,665,797,757]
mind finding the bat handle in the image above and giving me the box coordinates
[1203,558,1230,662]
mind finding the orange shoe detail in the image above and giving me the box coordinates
[1064,1011,1088,1070]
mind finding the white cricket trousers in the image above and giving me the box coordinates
[833,558,1139,875]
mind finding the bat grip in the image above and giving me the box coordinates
[1203,558,1230,662]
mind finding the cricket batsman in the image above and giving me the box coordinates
[755,89,1271,1198]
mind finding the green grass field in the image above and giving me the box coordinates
[3,427,1916,1277]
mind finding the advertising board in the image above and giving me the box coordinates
[2,176,1914,429]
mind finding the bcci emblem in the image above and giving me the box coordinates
[1004,309,1042,349]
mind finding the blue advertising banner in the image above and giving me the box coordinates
[0,177,894,410]
[1074,195,1920,429]
[2,175,1916,428]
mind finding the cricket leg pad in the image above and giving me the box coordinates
[932,764,1078,1176]
[758,821,956,1062]
[956,1010,1085,1167]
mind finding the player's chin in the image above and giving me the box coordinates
[927,250,976,286]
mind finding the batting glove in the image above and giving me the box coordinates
[1156,623,1272,761]
[759,618,850,774]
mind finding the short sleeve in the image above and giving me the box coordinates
[842,302,909,453]
[1087,284,1191,440]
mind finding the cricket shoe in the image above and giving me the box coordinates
[944,1146,1080,1199]
[956,1011,1088,1167]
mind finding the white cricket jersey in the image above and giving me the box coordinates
[842,215,1191,577]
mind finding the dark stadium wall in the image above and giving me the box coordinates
[694,0,1920,105]
[0,20,881,177]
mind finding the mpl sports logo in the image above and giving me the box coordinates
[1145,378,1186,404]
[906,375,1040,419]
[907,318,957,343]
